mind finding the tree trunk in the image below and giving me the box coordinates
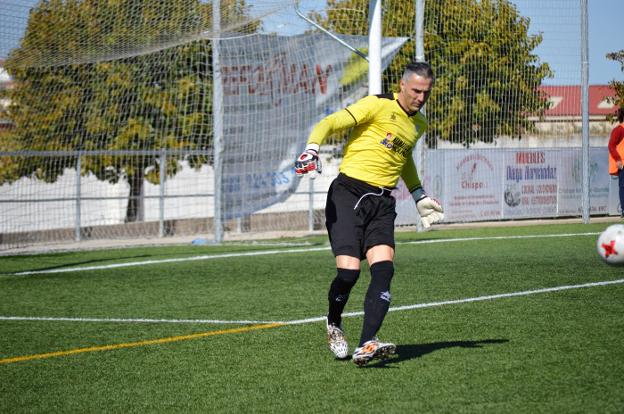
[125,172,144,223]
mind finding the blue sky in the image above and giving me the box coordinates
[584,0,622,84]
[272,0,623,85]
[1,0,621,85]
[513,0,622,85]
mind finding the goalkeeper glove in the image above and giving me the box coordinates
[295,145,322,178]
[411,186,444,229]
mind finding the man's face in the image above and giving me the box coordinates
[398,74,433,113]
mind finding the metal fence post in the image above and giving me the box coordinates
[580,0,590,223]
[75,152,81,242]
[308,177,314,232]
[159,147,166,237]
[212,0,224,243]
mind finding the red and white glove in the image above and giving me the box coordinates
[411,187,444,229]
[295,145,322,178]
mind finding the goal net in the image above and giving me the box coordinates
[0,0,609,251]
[417,0,616,225]
[0,0,408,250]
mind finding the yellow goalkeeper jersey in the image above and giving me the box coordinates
[307,93,428,190]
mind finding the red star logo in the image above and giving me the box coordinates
[602,240,618,258]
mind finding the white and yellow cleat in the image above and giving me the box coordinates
[326,319,349,359]
[352,338,396,366]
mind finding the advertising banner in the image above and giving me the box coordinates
[557,148,611,216]
[396,147,620,225]
[219,34,406,220]
[441,151,504,222]
[503,150,558,218]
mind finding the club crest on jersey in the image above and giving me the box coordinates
[380,133,411,157]
[390,112,397,121]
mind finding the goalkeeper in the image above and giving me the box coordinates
[294,61,443,366]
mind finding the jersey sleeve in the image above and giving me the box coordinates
[306,95,379,147]
[401,155,422,192]
[401,114,427,191]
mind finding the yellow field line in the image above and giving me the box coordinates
[0,323,284,365]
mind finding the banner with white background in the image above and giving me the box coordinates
[395,147,620,225]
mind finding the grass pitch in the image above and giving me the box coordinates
[1,222,623,413]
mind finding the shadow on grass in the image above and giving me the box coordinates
[365,338,509,368]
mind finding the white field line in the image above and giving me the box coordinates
[8,246,331,276]
[2,277,622,326]
[6,232,599,277]
[403,232,598,245]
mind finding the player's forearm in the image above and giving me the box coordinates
[401,157,422,191]
[307,109,357,148]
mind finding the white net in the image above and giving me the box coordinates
[0,0,407,250]
[0,0,614,251]
[419,0,617,224]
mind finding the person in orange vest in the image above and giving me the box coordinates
[608,107,624,218]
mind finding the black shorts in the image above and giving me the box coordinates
[325,173,397,260]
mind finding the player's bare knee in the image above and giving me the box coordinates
[336,255,360,270]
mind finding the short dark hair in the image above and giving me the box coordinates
[618,107,624,123]
[402,61,435,83]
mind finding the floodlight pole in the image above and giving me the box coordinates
[580,0,590,223]
[368,0,382,95]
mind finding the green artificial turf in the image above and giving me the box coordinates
[1,222,622,413]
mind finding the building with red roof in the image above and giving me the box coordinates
[530,85,618,137]
[539,85,616,119]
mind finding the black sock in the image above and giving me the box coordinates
[327,268,360,327]
[359,261,394,346]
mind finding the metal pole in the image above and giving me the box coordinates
[414,0,426,177]
[415,0,425,62]
[308,177,314,232]
[580,0,590,223]
[75,153,81,241]
[213,0,224,243]
[368,0,382,94]
[159,148,166,237]
[294,2,368,61]
[414,0,427,232]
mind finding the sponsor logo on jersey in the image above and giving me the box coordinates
[380,133,411,157]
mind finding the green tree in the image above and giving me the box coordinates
[314,0,551,147]
[2,0,256,222]
[606,50,624,114]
